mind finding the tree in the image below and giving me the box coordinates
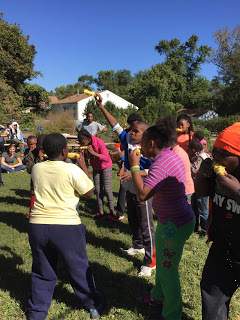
[0,14,38,118]
[155,35,212,85]
[22,83,49,111]
[0,79,22,122]
[0,14,37,92]
[77,74,95,88]
[95,69,133,100]
[128,64,185,123]
[213,27,240,115]
[184,77,213,111]
[213,27,240,84]
[53,83,84,99]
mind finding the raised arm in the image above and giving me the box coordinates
[95,93,118,128]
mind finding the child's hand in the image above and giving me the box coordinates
[120,171,132,182]
[129,149,141,167]
[95,92,103,106]
[87,145,97,156]
[76,151,86,166]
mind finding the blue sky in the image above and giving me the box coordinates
[1,0,240,91]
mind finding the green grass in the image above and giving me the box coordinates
[0,171,239,320]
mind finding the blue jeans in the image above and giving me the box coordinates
[192,195,209,232]
[1,164,26,173]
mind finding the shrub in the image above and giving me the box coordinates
[36,110,75,134]
[193,115,240,133]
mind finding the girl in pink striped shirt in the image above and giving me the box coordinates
[129,118,194,320]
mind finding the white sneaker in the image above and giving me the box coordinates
[122,247,145,256]
[138,265,156,277]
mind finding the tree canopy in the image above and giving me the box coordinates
[0,14,39,120]
[212,27,240,115]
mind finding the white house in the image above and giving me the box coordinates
[198,110,219,121]
[49,90,136,121]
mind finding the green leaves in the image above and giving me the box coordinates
[213,27,240,115]
[0,15,37,118]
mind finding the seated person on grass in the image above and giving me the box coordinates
[1,144,26,173]
[23,135,37,157]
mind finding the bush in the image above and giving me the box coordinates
[36,111,76,134]
[18,113,37,131]
[193,115,240,133]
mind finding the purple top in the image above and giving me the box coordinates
[144,148,194,226]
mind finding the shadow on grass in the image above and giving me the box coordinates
[0,211,28,233]
[86,229,141,267]
[55,261,151,318]
[0,246,29,311]
[94,216,131,235]
[0,246,194,320]
[0,196,29,207]
[0,246,82,316]
[0,246,149,318]
[11,188,30,198]
[78,197,131,235]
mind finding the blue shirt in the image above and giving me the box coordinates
[118,129,151,170]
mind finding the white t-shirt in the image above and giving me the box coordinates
[77,120,105,136]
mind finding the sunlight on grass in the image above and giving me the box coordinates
[0,172,239,319]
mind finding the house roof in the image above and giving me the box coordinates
[48,95,60,104]
[50,94,89,105]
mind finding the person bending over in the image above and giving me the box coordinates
[77,128,116,219]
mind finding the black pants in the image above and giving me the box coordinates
[27,224,98,320]
[126,191,155,265]
[116,182,127,215]
[0,166,3,184]
[201,242,240,320]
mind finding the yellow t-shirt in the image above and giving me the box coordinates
[30,160,94,225]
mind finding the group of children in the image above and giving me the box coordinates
[1,95,239,320]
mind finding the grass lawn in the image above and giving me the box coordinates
[0,170,239,320]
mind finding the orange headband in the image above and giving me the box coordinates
[214,122,240,157]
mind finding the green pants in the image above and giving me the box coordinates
[151,220,194,320]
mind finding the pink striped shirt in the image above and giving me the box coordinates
[90,136,112,171]
[144,148,194,226]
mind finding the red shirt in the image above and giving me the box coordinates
[177,132,193,152]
